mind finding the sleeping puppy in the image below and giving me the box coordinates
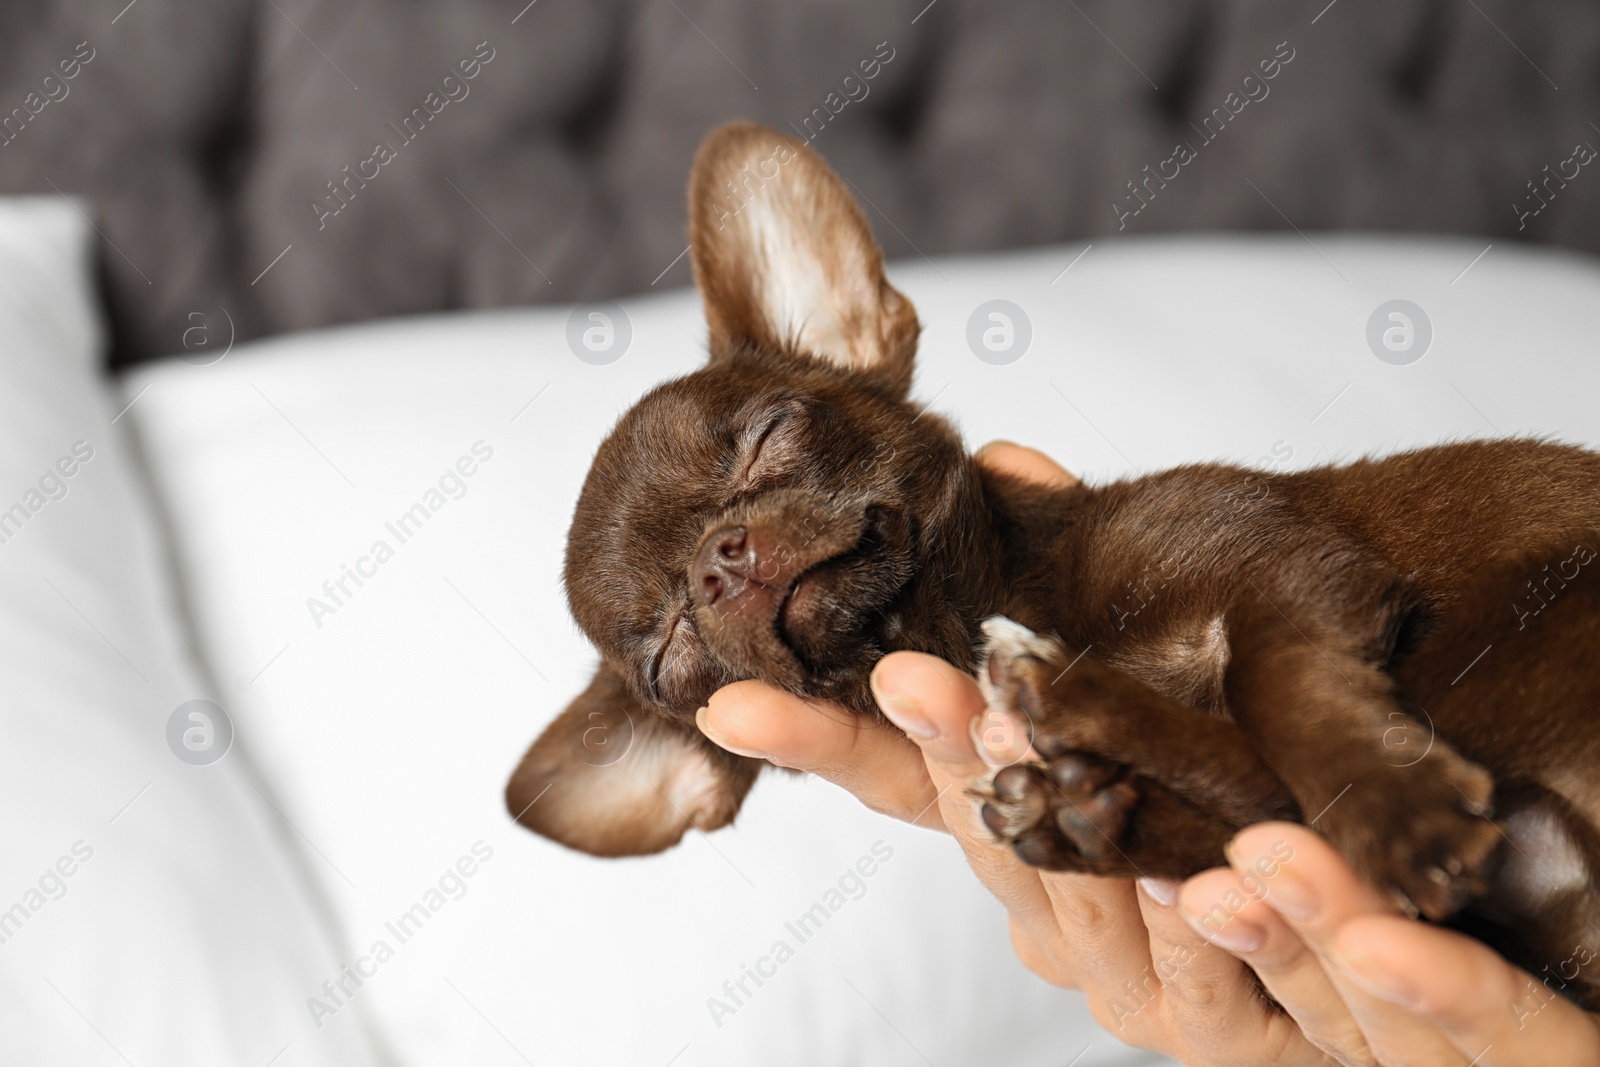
[508,121,1600,1006]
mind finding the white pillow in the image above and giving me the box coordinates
[0,197,382,1067]
[123,235,1600,1066]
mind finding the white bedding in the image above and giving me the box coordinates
[114,233,1600,1065]
[0,200,380,1066]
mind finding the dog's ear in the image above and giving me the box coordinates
[506,664,761,857]
[689,122,920,395]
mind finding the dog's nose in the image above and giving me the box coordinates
[715,526,750,567]
[697,524,790,617]
[695,524,768,610]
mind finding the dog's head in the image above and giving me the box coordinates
[507,123,992,856]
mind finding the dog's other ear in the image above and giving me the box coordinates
[689,122,920,395]
[506,664,761,857]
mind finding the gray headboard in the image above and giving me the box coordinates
[2,0,1597,367]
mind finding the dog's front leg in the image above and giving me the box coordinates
[973,619,1298,881]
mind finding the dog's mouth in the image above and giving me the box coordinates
[690,502,912,693]
[770,510,907,668]
[711,539,855,639]
[773,555,838,650]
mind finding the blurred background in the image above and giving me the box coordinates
[3,3,1600,1067]
[1,0,1597,367]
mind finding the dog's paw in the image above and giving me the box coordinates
[971,617,1148,875]
[975,615,1141,759]
[978,755,1143,872]
[1318,748,1502,920]
[976,616,1060,708]
[971,616,1284,881]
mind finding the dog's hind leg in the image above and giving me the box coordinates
[1453,781,1600,1012]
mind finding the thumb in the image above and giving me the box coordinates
[697,680,944,828]
[975,441,1080,489]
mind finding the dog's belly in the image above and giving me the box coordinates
[1387,536,1600,807]
[1101,614,1232,714]
[1549,768,1600,835]
[1092,550,1600,853]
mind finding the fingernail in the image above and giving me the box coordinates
[1138,878,1179,907]
[694,706,770,760]
[975,440,1020,458]
[1333,947,1421,1008]
[870,663,938,739]
[970,708,1029,766]
[1181,907,1265,953]
[1264,866,1320,923]
[1228,834,1318,921]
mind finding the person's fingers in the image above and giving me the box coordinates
[1180,867,1375,1067]
[1332,914,1600,1067]
[869,650,1041,848]
[1022,873,1316,1064]
[1036,873,1154,1014]
[704,668,1081,989]
[699,681,943,829]
[867,650,1074,940]
[870,632,1178,1035]
[1008,911,1077,988]
[872,649,1205,1019]
[1130,877,1326,1066]
[869,651,997,781]
[1229,823,1468,1065]
[974,441,1081,488]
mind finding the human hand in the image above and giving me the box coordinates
[1181,822,1600,1066]
[696,441,1600,1065]
[695,442,1323,1064]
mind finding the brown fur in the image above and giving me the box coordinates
[508,122,1600,1007]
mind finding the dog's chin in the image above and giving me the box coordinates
[775,562,913,711]
[775,570,823,649]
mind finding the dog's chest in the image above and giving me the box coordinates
[1049,477,1288,713]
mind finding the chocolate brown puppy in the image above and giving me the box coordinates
[508,122,1600,1006]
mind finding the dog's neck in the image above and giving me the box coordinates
[971,464,1094,635]
[886,458,1092,675]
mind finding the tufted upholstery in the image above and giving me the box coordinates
[2,0,1598,367]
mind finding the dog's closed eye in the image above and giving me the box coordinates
[644,631,670,703]
[736,401,808,489]
[646,612,690,701]
[647,611,718,708]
